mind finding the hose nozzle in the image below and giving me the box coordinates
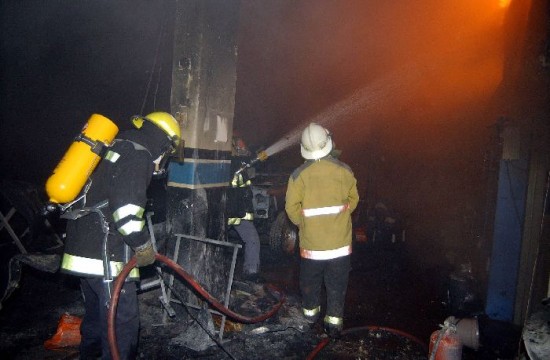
[234,150,269,176]
[256,150,268,162]
[248,150,269,167]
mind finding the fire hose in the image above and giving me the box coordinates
[107,254,286,360]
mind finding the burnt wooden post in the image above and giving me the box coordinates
[166,0,239,317]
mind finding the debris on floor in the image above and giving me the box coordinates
[0,241,528,359]
[43,313,82,350]
[314,327,427,360]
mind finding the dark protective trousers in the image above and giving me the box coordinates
[233,219,261,275]
[299,255,351,319]
[79,278,139,360]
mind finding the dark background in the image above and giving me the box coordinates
[1,0,175,183]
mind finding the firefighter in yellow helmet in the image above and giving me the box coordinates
[285,123,359,338]
[60,111,180,359]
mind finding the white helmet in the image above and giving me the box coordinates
[300,123,333,160]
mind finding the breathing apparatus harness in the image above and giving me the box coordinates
[59,139,154,307]
[74,131,110,157]
[61,199,114,304]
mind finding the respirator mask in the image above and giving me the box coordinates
[152,136,179,177]
[152,150,172,178]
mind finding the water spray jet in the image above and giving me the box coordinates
[260,68,409,160]
[259,56,474,162]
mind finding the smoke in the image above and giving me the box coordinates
[263,44,505,159]
[236,0,509,157]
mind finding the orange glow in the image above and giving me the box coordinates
[237,0,526,148]
[349,0,508,126]
[420,55,504,113]
[499,0,512,8]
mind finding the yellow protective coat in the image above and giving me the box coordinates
[285,157,359,251]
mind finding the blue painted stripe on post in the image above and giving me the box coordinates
[485,159,528,321]
[167,159,232,189]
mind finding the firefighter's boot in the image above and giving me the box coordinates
[302,306,320,328]
[323,315,343,338]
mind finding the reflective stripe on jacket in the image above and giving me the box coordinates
[285,156,359,251]
[228,212,254,225]
[113,203,146,235]
[227,172,254,225]
[303,204,347,217]
[300,245,352,260]
[61,253,140,280]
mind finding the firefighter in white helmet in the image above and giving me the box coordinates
[60,111,181,359]
[285,122,359,337]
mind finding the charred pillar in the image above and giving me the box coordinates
[167,0,239,310]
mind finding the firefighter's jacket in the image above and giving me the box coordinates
[285,156,359,253]
[227,158,255,226]
[61,132,156,280]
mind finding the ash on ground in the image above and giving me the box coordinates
[1,241,515,359]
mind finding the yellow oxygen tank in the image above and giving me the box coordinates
[46,114,119,204]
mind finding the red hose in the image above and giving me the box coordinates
[108,254,286,360]
[305,325,429,359]
[306,337,330,360]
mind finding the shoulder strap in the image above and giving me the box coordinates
[103,139,152,163]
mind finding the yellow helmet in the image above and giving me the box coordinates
[132,112,181,148]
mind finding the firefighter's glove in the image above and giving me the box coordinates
[134,241,156,267]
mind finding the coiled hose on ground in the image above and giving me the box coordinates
[108,254,286,360]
